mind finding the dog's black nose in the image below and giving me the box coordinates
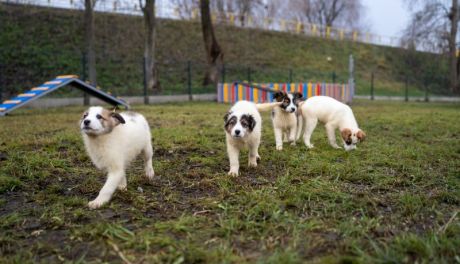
[84,120,91,126]
[290,107,296,112]
[235,129,240,135]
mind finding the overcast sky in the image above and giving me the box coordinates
[361,0,411,38]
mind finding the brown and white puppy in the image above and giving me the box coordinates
[272,91,303,150]
[80,106,154,209]
[297,96,366,151]
[224,100,281,176]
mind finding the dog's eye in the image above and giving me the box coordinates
[96,114,103,119]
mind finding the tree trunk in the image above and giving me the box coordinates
[84,0,97,105]
[142,0,161,95]
[200,0,224,85]
[448,0,458,93]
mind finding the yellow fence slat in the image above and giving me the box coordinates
[223,83,229,103]
[238,84,243,101]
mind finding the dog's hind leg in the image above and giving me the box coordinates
[88,169,125,209]
[283,132,289,142]
[288,127,297,145]
[295,116,303,142]
[303,118,317,149]
[248,138,260,168]
[143,142,155,181]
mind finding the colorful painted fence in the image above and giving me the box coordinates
[217,82,354,104]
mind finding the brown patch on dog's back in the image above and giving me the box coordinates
[101,109,125,132]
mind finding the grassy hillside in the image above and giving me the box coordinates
[0,101,459,262]
[0,3,449,97]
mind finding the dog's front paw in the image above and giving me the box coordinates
[305,143,314,149]
[248,161,257,168]
[256,154,261,161]
[117,183,127,191]
[145,167,155,181]
[228,169,239,176]
[88,199,108,209]
[276,145,283,151]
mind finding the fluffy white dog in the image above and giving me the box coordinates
[224,100,280,176]
[271,91,303,150]
[80,106,154,209]
[297,96,366,151]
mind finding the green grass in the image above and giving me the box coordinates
[0,100,459,263]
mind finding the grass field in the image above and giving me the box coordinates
[0,100,459,263]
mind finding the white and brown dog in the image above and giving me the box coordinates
[224,100,281,176]
[271,91,303,150]
[80,106,154,209]
[297,96,366,151]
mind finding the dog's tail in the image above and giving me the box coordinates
[255,102,281,112]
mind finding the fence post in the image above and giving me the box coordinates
[187,61,192,101]
[370,71,374,100]
[143,57,149,104]
[348,54,354,103]
[0,63,3,102]
[247,66,251,83]
[221,63,226,83]
[332,71,336,83]
[81,52,89,106]
[424,84,429,102]
[404,76,409,102]
[289,69,292,83]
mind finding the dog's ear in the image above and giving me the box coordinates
[341,128,352,141]
[248,115,256,131]
[111,112,125,125]
[273,91,285,102]
[243,114,256,132]
[293,92,303,100]
[224,111,232,122]
[357,130,366,142]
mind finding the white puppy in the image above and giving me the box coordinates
[80,106,154,209]
[271,91,303,150]
[224,101,280,176]
[297,96,366,151]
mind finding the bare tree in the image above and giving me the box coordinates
[234,0,261,26]
[402,0,459,93]
[140,0,161,94]
[289,0,364,33]
[171,0,199,19]
[449,0,458,92]
[200,0,224,85]
[84,0,97,105]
